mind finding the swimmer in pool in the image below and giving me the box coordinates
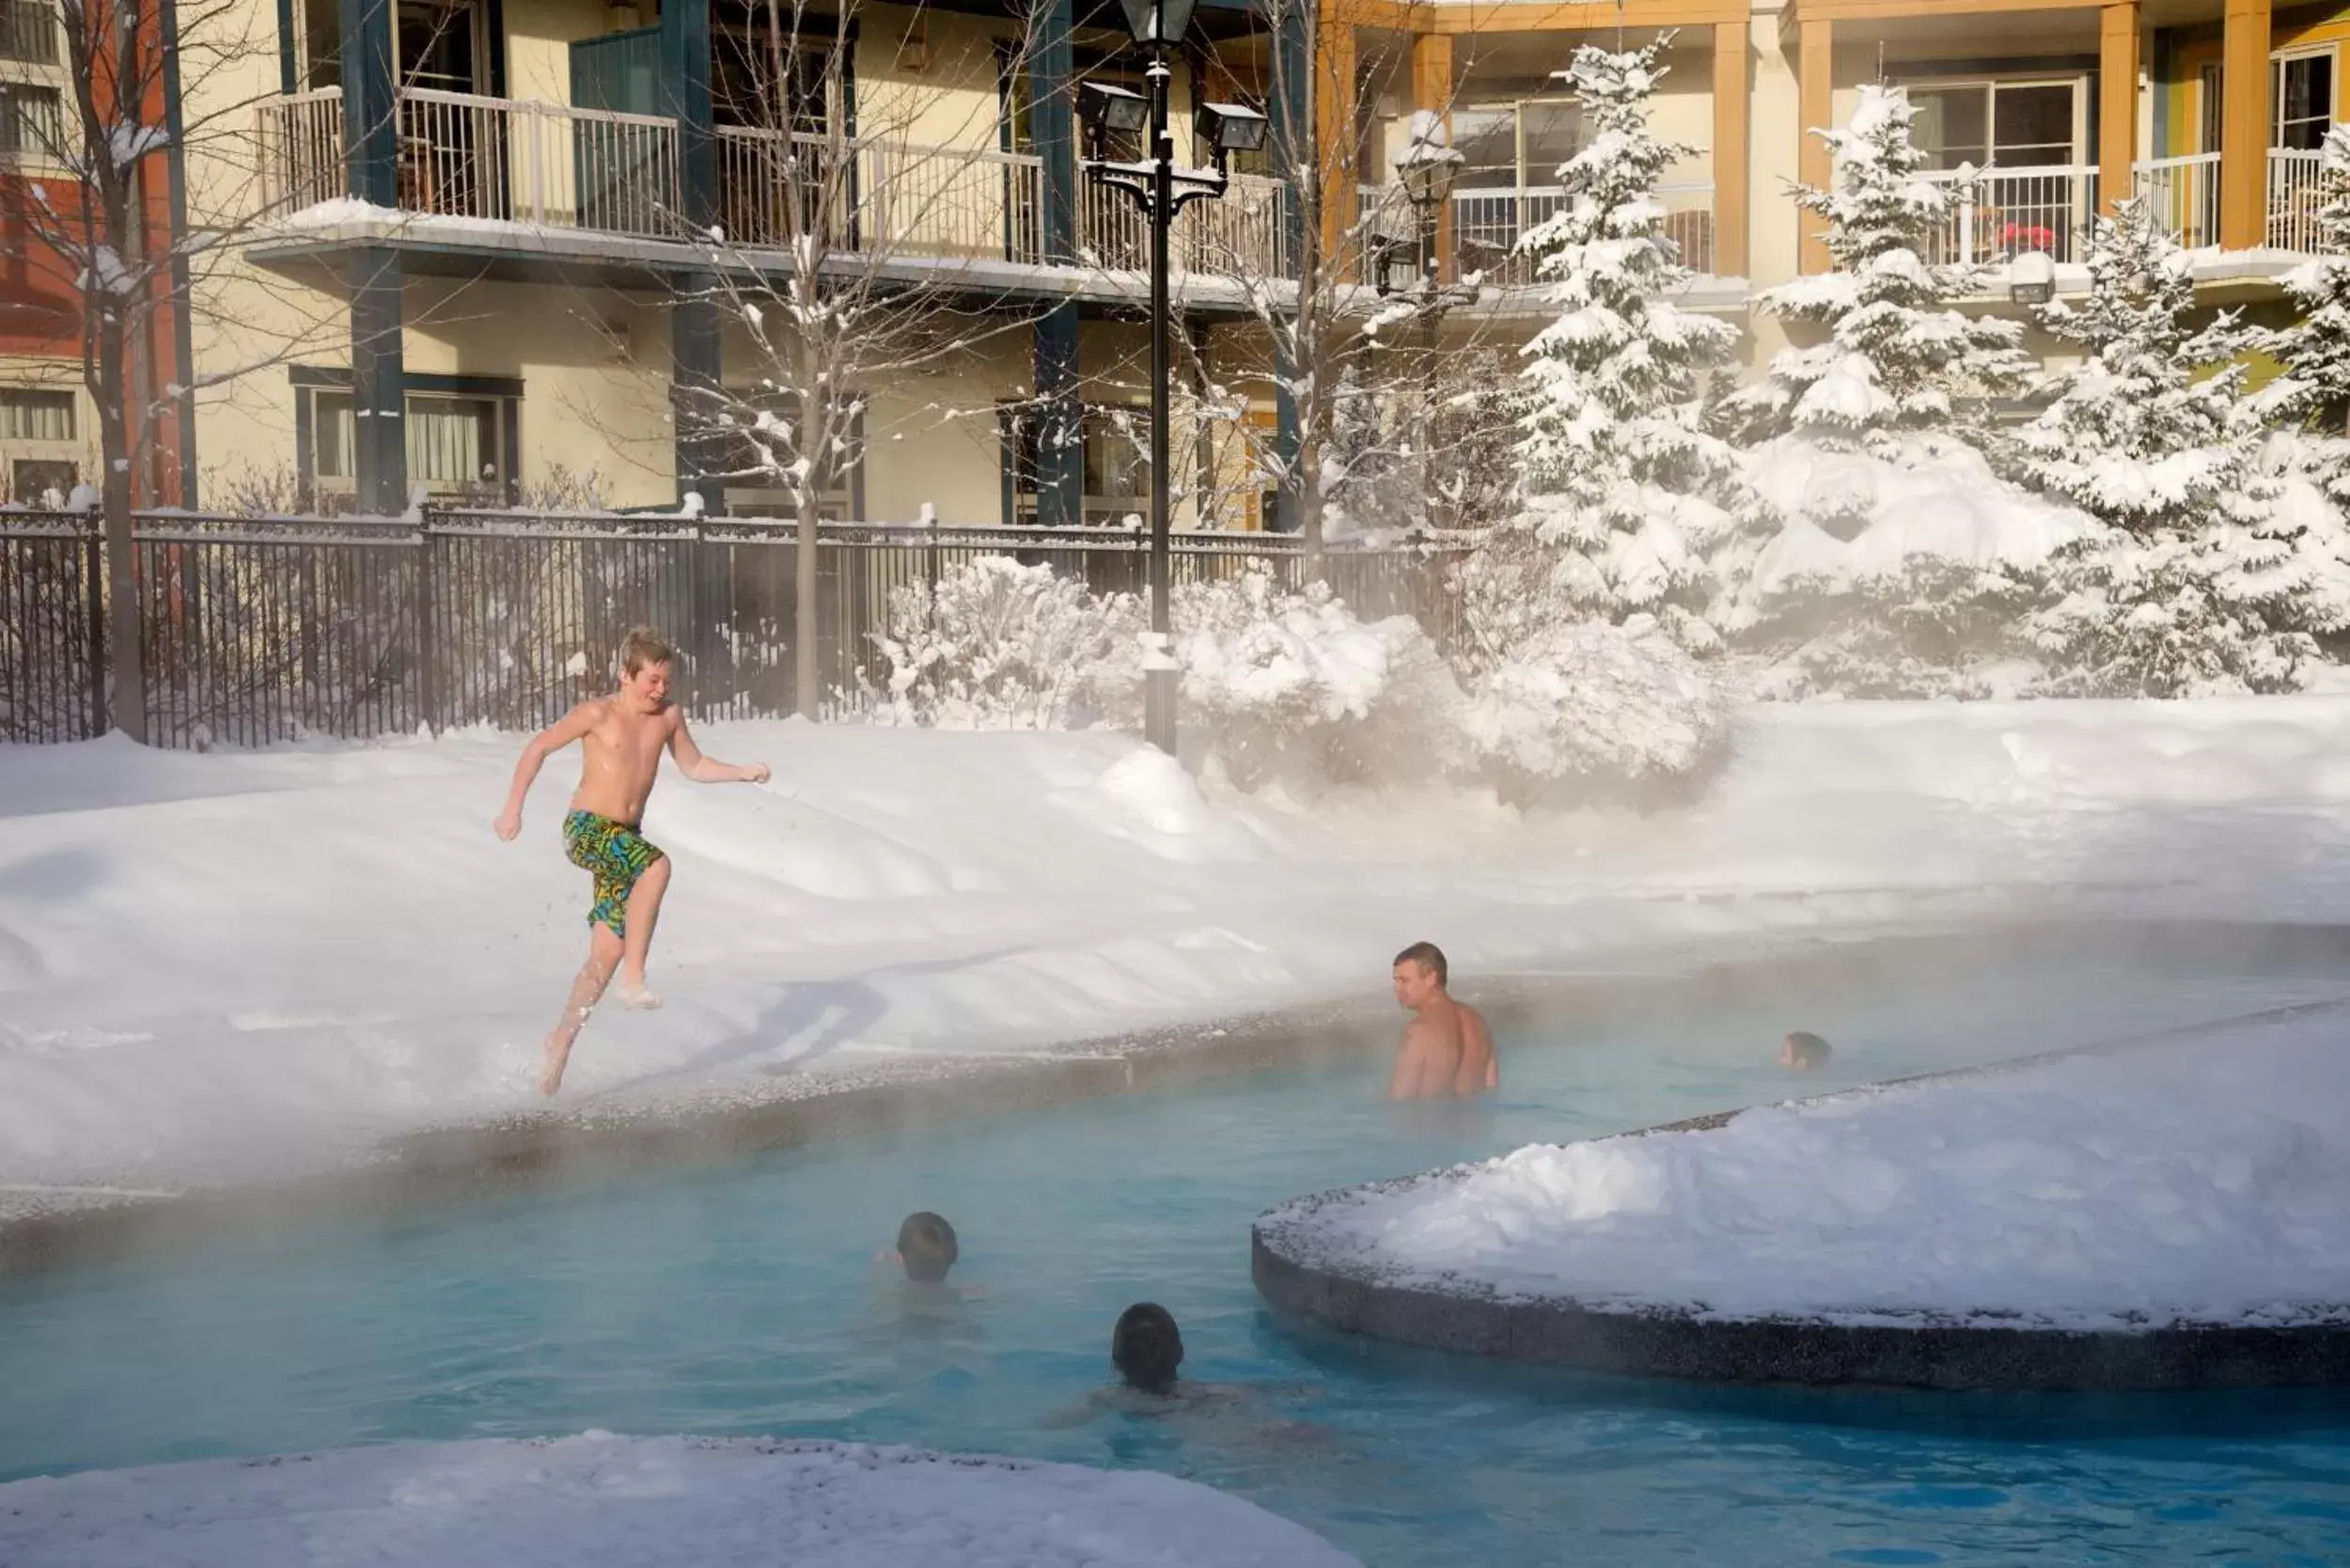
[1779,1031,1833,1071]
[1388,941,1496,1101]
[1042,1305,1331,1444]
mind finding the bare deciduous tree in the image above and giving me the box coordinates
[608,0,1055,714]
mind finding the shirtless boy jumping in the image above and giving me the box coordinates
[1388,941,1496,1101]
[494,627,769,1096]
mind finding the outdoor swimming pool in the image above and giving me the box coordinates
[8,933,2350,1566]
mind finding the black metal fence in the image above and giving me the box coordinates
[0,509,1465,747]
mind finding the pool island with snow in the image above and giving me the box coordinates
[1255,1002,2350,1389]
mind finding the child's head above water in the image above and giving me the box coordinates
[1778,1031,1832,1071]
[1112,1303,1184,1393]
[897,1212,959,1282]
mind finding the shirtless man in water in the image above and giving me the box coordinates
[494,627,769,1096]
[1387,941,1496,1100]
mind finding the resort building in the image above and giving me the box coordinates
[3,0,2350,520]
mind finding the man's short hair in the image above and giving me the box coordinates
[620,626,678,676]
[1393,941,1448,986]
[1111,1302,1183,1393]
[898,1211,959,1283]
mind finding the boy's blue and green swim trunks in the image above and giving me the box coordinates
[562,810,664,936]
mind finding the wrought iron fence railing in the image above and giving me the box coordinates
[0,510,1465,747]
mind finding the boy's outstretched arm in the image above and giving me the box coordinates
[494,701,600,839]
[668,715,770,785]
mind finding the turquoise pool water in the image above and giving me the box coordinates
[8,938,2350,1566]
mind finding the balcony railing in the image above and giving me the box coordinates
[2134,151,2220,250]
[1355,181,1718,287]
[1921,165,2099,266]
[2268,148,2339,255]
[257,87,1287,280]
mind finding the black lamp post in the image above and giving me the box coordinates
[1079,0,1266,756]
[1383,119,1473,529]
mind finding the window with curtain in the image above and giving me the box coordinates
[0,2,59,65]
[0,79,62,156]
[0,386,73,441]
[308,389,509,496]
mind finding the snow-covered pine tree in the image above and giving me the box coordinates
[2022,196,2350,695]
[1461,34,1751,661]
[1722,84,2029,448]
[2262,123,2350,505]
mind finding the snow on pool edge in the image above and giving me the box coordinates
[1265,1006,2350,1333]
[0,1433,1361,1568]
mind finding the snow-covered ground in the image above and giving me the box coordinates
[1286,1001,2350,1331]
[0,1433,1358,1568]
[8,699,2350,1200]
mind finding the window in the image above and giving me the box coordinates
[1907,79,2083,169]
[0,1,57,65]
[2201,62,2223,153]
[9,458,74,504]
[2276,49,2335,151]
[1449,98,1582,189]
[0,386,73,442]
[715,389,865,519]
[0,79,62,157]
[1003,402,1152,525]
[713,31,837,134]
[306,386,514,499]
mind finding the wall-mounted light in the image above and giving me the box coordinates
[2009,249,2056,306]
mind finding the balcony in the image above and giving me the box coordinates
[255,86,1289,286]
[1353,181,1720,290]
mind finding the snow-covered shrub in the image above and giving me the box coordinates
[2020,198,2350,696]
[1719,436,2088,698]
[1165,561,1461,792]
[867,555,1140,729]
[1459,616,1730,806]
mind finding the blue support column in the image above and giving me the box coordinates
[1028,0,1082,527]
[673,277,725,512]
[1267,0,1309,533]
[1033,304,1083,528]
[339,0,404,512]
[1033,0,1076,265]
[660,0,715,232]
[351,246,407,514]
[340,0,397,208]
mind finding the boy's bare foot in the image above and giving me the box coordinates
[617,981,662,1011]
[539,1037,570,1097]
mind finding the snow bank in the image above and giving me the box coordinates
[1296,1005,2350,1330]
[0,1433,1358,1568]
[10,699,2350,1196]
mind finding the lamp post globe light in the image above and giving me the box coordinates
[1077,0,1262,756]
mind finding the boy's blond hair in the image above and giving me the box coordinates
[620,626,678,676]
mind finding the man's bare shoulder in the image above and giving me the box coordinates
[1461,1003,1493,1038]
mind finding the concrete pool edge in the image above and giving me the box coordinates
[1251,996,2350,1392]
[8,917,2348,1286]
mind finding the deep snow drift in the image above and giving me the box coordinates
[0,1433,1359,1568]
[1293,1003,2350,1330]
[8,700,2350,1199]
